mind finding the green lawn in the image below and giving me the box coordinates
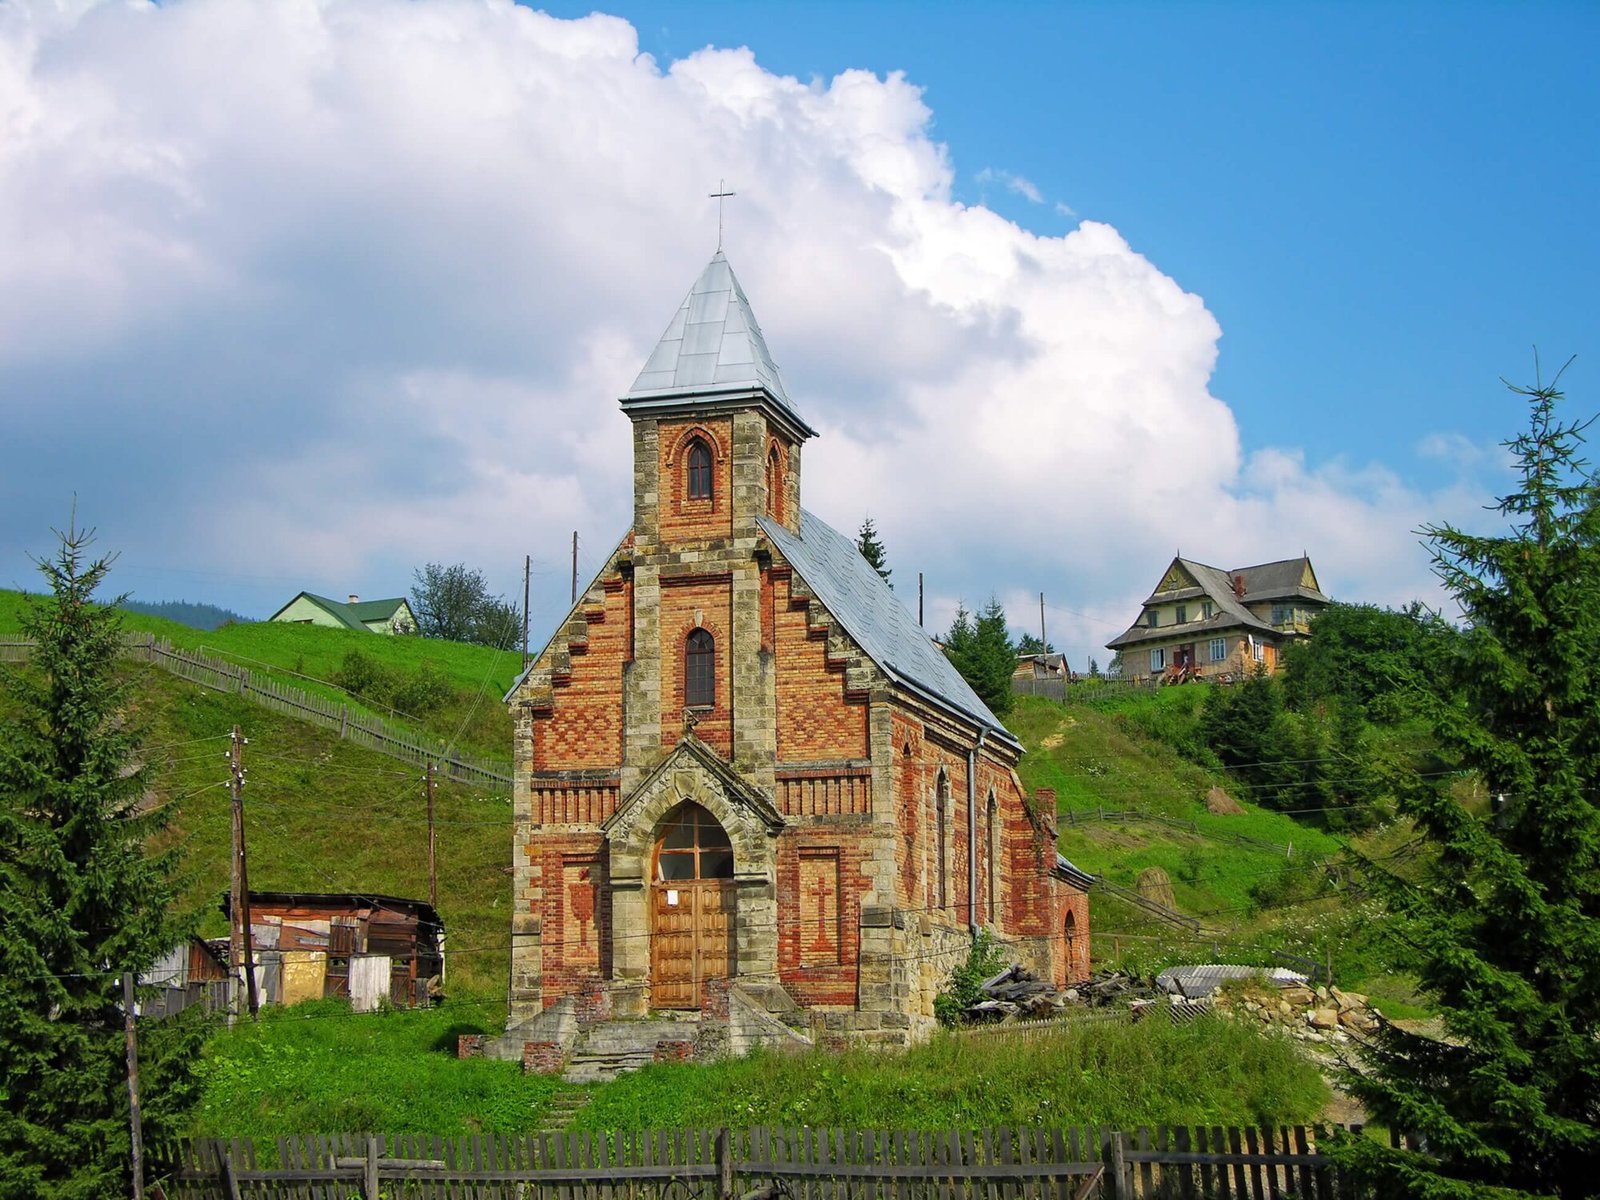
[1,588,519,760]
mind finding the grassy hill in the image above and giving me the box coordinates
[111,662,513,999]
[0,589,520,761]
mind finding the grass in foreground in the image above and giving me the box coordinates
[575,1017,1329,1133]
[189,1000,557,1136]
[185,1009,1327,1139]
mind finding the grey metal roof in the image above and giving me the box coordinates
[758,509,1019,748]
[1155,964,1308,999]
[626,251,799,414]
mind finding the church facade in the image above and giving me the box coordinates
[503,252,1090,1049]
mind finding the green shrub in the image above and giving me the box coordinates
[932,930,1010,1027]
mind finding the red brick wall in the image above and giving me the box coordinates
[658,575,733,756]
[658,419,734,546]
[531,578,627,770]
[530,833,610,1005]
[772,572,868,761]
[776,828,874,1006]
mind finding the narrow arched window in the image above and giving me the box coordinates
[685,628,715,708]
[935,771,949,914]
[686,438,713,501]
[765,446,782,519]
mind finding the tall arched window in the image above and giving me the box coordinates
[935,771,949,914]
[685,628,715,708]
[765,445,782,519]
[686,438,713,501]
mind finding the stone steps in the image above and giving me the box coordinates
[560,1014,702,1084]
[538,1089,593,1130]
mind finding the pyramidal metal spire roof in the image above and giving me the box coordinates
[624,251,810,433]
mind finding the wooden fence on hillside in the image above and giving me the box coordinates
[1059,810,1298,859]
[1012,679,1158,703]
[154,1124,1368,1200]
[0,635,512,788]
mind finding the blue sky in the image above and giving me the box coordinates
[0,0,1595,671]
[574,0,1597,489]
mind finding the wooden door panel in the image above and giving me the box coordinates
[650,881,734,1009]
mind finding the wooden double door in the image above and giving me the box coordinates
[649,801,736,1009]
[650,879,735,1009]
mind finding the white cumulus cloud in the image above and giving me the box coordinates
[0,0,1498,667]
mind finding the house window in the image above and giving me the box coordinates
[654,802,734,881]
[986,792,998,926]
[1175,604,1187,624]
[685,628,715,707]
[1146,610,1159,628]
[935,772,950,914]
[1202,601,1214,619]
[1150,647,1166,672]
[1252,640,1265,663]
[686,438,713,501]
[1209,638,1227,662]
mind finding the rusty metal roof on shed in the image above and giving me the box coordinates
[760,509,1019,750]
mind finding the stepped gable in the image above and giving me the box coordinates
[758,510,1017,748]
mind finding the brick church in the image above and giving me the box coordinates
[501,250,1091,1053]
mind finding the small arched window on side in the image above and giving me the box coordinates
[1064,908,1077,946]
[686,438,714,502]
[935,771,950,914]
[765,445,783,520]
[986,792,999,926]
[685,628,715,709]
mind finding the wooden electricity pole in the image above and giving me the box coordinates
[228,726,260,1019]
[522,553,532,666]
[918,572,924,627]
[426,761,438,910]
[123,971,145,1200]
[570,531,579,605]
[1040,592,1047,651]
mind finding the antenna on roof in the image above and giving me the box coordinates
[709,179,736,252]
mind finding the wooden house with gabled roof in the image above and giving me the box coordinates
[1106,555,1330,683]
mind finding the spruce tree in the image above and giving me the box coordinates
[1342,372,1600,1196]
[945,598,1015,717]
[855,516,892,587]
[0,522,193,1198]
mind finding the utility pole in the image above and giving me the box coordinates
[918,572,924,627]
[522,553,531,666]
[426,761,438,910]
[1040,592,1047,651]
[228,726,260,1020]
[123,971,145,1200]
[570,531,579,606]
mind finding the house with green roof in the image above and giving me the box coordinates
[268,591,417,635]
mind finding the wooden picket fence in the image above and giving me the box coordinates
[0,635,512,788]
[154,1124,1365,1199]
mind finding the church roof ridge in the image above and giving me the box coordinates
[623,251,808,431]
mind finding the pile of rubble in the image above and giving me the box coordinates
[1152,964,1381,1044]
[962,965,1163,1022]
[961,962,1382,1045]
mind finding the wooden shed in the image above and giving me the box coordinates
[221,891,445,1012]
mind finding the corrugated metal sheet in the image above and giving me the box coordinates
[350,956,391,1013]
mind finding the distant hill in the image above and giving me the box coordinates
[119,598,252,630]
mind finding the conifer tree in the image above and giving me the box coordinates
[855,516,892,587]
[1342,371,1600,1197]
[945,598,1015,717]
[0,522,194,1198]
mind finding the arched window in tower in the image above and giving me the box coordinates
[765,445,783,520]
[935,771,950,914]
[685,628,715,709]
[686,438,713,501]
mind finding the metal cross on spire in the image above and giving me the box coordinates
[709,179,735,251]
